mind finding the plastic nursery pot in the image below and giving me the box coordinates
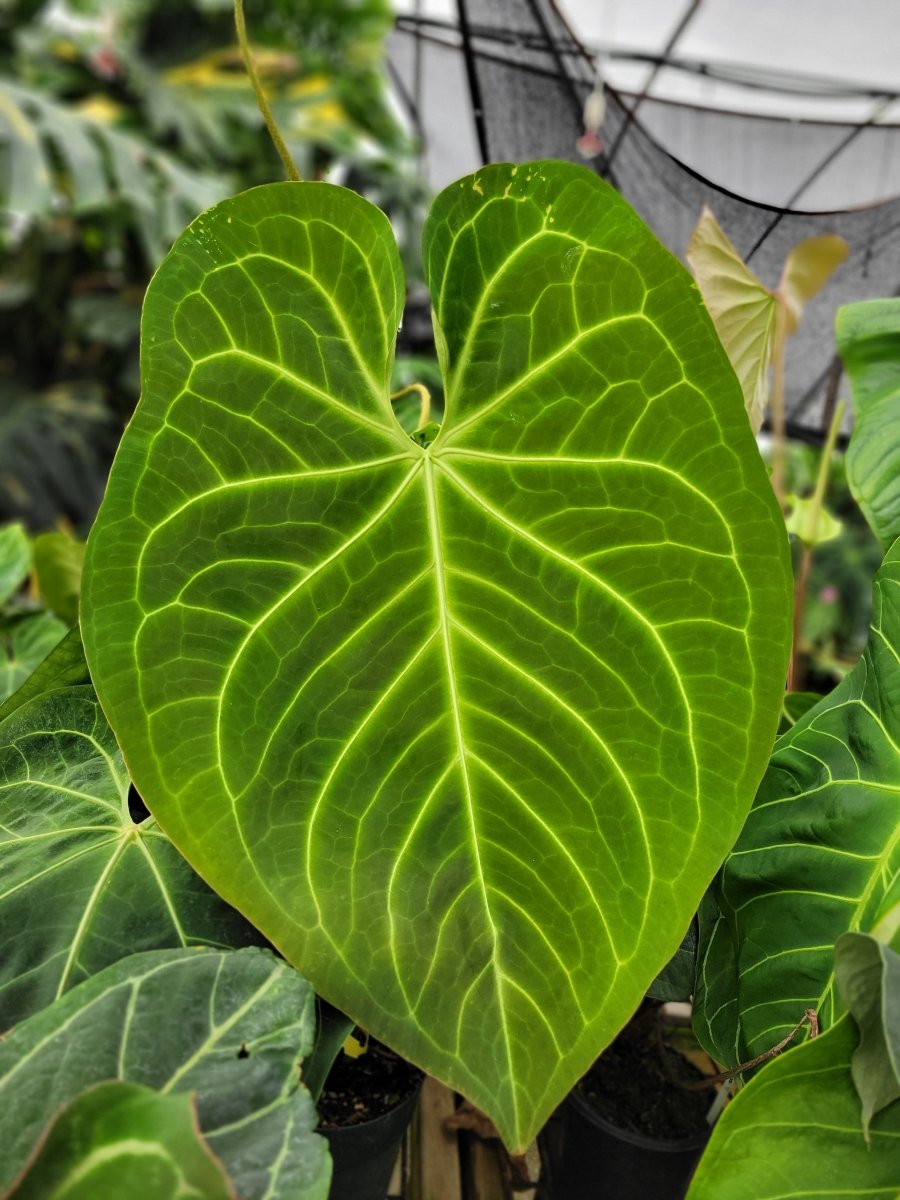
[317,1042,423,1200]
[538,1007,714,1200]
[320,1083,421,1200]
[539,1083,710,1200]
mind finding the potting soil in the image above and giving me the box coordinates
[317,1039,423,1129]
[576,1025,713,1140]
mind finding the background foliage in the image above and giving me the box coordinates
[0,0,423,530]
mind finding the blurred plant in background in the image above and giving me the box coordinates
[0,0,427,530]
[782,438,883,689]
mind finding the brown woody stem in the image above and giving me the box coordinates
[687,1008,819,1089]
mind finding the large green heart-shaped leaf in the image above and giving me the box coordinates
[6,1082,236,1200]
[694,541,900,1066]
[0,686,262,1030]
[837,299,900,549]
[686,1013,900,1200]
[82,162,791,1149]
[0,947,330,1200]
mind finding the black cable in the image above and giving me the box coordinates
[605,0,703,169]
[457,0,489,164]
[745,94,896,263]
[525,0,586,128]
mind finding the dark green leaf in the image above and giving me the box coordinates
[686,1014,900,1200]
[694,542,900,1067]
[835,930,900,1140]
[0,947,330,1200]
[776,689,820,735]
[837,299,900,548]
[6,1082,236,1200]
[646,920,697,1003]
[0,612,67,701]
[303,1000,355,1102]
[82,163,792,1149]
[0,626,89,722]
[0,686,262,1030]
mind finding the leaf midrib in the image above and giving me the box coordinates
[423,452,517,1131]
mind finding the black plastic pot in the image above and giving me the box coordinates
[320,1079,421,1200]
[540,1085,710,1200]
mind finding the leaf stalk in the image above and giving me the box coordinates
[390,382,432,429]
[234,0,301,183]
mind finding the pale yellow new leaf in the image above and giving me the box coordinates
[784,494,843,547]
[687,205,776,434]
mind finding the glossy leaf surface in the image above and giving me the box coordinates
[695,542,900,1066]
[838,299,900,548]
[6,1082,235,1200]
[82,163,791,1149]
[0,686,261,1030]
[835,931,900,1139]
[0,947,329,1200]
[686,1015,900,1200]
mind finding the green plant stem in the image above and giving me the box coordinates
[787,398,846,691]
[390,382,431,429]
[234,0,301,183]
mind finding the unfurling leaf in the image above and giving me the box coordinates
[784,493,843,546]
[778,234,848,335]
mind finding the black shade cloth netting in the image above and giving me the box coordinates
[389,0,900,444]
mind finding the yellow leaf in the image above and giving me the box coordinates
[687,205,777,435]
[341,1031,368,1059]
[75,95,122,124]
[778,235,849,335]
[784,494,843,547]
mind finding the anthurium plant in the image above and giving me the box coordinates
[2,161,900,1197]
[77,158,792,1151]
